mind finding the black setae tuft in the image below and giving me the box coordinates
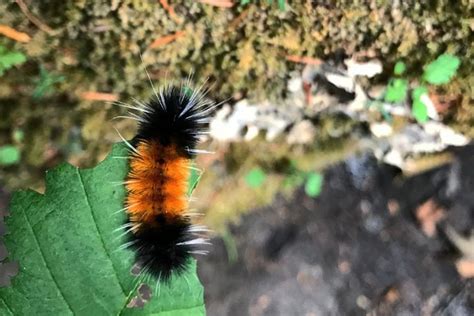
[126,216,195,281]
[134,86,211,158]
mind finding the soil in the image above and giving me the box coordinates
[198,146,474,316]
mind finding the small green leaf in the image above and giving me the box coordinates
[277,0,286,10]
[304,172,323,198]
[412,86,429,123]
[187,164,202,196]
[0,145,20,165]
[412,85,428,101]
[0,45,27,76]
[393,61,406,75]
[245,167,266,188]
[423,54,460,85]
[384,78,408,103]
[33,65,65,99]
[182,86,193,98]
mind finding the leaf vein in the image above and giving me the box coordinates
[0,296,14,315]
[148,303,205,315]
[75,168,127,297]
[21,204,75,314]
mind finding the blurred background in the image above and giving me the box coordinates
[0,1,473,315]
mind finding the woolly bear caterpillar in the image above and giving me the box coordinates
[115,79,214,281]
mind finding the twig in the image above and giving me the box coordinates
[79,91,119,102]
[148,31,186,49]
[158,0,182,24]
[228,9,249,30]
[15,0,56,35]
[198,0,234,8]
[0,25,30,42]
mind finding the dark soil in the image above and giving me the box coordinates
[199,146,474,316]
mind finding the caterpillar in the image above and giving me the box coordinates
[118,82,213,281]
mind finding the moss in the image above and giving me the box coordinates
[194,137,357,232]
[0,0,472,192]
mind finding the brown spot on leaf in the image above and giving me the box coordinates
[126,296,145,309]
[138,283,152,302]
[130,262,142,276]
[0,261,19,287]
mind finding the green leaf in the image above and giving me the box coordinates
[393,61,406,75]
[0,143,205,315]
[182,86,193,98]
[423,54,460,85]
[304,172,323,198]
[245,167,266,188]
[277,0,286,10]
[187,164,202,196]
[384,78,408,103]
[0,145,20,166]
[33,66,65,99]
[0,46,26,76]
[411,86,429,123]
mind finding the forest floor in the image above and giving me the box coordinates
[199,145,474,316]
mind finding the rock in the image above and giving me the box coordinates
[346,84,368,113]
[345,58,383,78]
[287,120,316,145]
[380,122,469,169]
[370,122,393,138]
[209,100,301,142]
[287,76,303,93]
[325,72,355,92]
[424,122,469,147]
[384,149,404,169]
[420,93,440,121]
